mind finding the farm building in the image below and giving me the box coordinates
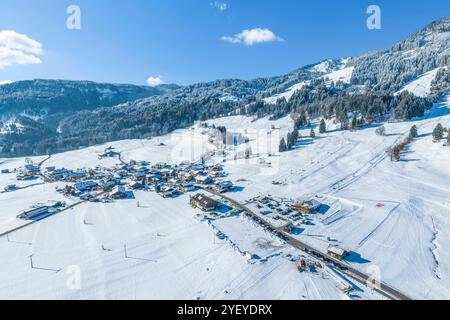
[282,223,295,233]
[75,180,98,192]
[327,245,349,260]
[160,189,177,198]
[109,186,127,199]
[289,199,321,214]
[214,181,234,193]
[17,207,49,220]
[127,181,143,190]
[24,164,39,173]
[98,181,116,191]
[16,172,36,181]
[180,182,196,193]
[178,171,193,181]
[99,149,120,158]
[17,201,65,220]
[68,171,87,181]
[49,168,69,180]
[190,193,218,212]
[195,175,212,185]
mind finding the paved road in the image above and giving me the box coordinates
[202,187,412,301]
[37,155,51,170]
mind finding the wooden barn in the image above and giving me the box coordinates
[190,193,218,212]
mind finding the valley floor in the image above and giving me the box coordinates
[1,96,450,300]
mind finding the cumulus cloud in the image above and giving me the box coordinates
[0,30,43,55]
[220,28,284,46]
[0,30,43,69]
[210,2,228,11]
[146,76,164,87]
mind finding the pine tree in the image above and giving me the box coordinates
[340,116,349,130]
[294,112,307,130]
[279,138,287,152]
[287,132,293,149]
[291,129,299,144]
[432,123,444,142]
[447,129,450,145]
[409,125,418,139]
[310,129,316,138]
[319,119,326,134]
[358,117,365,127]
[351,115,358,130]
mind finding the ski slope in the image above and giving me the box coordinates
[395,68,442,97]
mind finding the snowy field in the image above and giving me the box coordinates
[1,95,450,299]
[0,190,378,300]
[211,215,287,260]
[207,95,450,299]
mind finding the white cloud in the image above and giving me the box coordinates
[146,76,164,86]
[0,30,43,69]
[221,28,284,46]
[0,30,43,55]
[0,47,42,69]
[0,80,13,86]
[210,1,228,11]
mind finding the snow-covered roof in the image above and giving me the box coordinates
[327,246,347,257]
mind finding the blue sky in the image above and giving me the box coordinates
[0,0,448,86]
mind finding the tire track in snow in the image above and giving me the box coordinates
[355,201,401,250]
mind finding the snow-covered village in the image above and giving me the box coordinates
[0,1,449,304]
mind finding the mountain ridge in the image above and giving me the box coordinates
[0,18,448,157]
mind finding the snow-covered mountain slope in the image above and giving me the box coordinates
[1,19,448,158]
[263,81,311,104]
[263,60,356,104]
[395,67,443,97]
[0,80,177,120]
[351,18,449,92]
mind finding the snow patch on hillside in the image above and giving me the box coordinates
[310,60,334,73]
[263,81,310,104]
[395,68,442,97]
[264,58,354,105]
[323,66,354,84]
